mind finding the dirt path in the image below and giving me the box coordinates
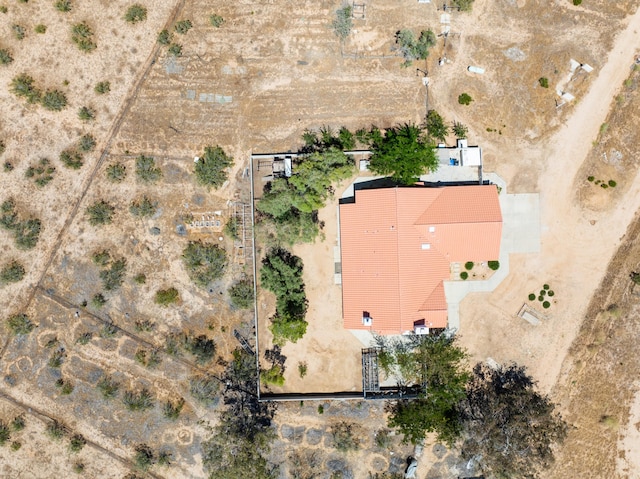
[458,5,640,395]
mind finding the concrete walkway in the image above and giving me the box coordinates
[445,187,541,331]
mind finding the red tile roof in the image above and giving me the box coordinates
[340,185,502,334]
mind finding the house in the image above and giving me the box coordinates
[339,184,502,335]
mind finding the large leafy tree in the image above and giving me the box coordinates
[194,145,234,188]
[368,123,438,185]
[457,363,567,479]
[182,241,227,288]
[201,349,278,479]
[380,334,469,445]
[425,110,449,142]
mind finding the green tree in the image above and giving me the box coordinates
[425,110,449,141]
[157,29,171,45]
[368,123,437,185]
[10,73,41,103]
[458,93,473,105]
[458,363,567,479]
[194,145,234,188]
[0,49,13,65]
[451,0,474,11]
[155,287,179,306]
[0,260,25,284]
[209,14,224,27]
[55,0,72,12]
[174,19,192,34]
[229,278,254,309]
[94,81,110,94]
[182,241,227,288]
[78,134,96,152]
[332,5,353,40]
[135,155,162,183]
[86,200,115,226]
[60,149,83,169]
[41,89,67,111]
[129,196,156,217]
[71,22,96,52]
[78,106,95,121]
[6,313,34,335]
[452,121,468,139]
[395,29,436,66]
[382,334,469,445]
[106,162,126,182]
[167,43,182,56]
[124,4,147,23]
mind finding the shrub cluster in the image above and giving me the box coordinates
[0,198,41,249]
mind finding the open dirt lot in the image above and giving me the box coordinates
[3,0,640,477]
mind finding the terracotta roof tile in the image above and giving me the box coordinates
[340,185,502,335]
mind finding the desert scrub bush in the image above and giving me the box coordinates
[174,19,192,34]
[331,421,361,452]
[86,200,115,226]
[135,155,162,182]
[134,443,155,471]
[69,434,86,452]
[91,292,107,308]
[34,24,47,34]
[573,0,582,5]
[41,89,67,111]
[78,106,95,121]
[194,145,234,188]
[0,48,13,65]
[12,24,26,40]
[75,331,93,345]
[48,349,65,368]
[375,428,392,449]
[95,81,111,94]
[11,415,25,432]
[182,240,227,287]
[458,93,473,105]
[123,387,154,411]
[155,287,179,306]
[1,260,25,284]
[26,158,55,187]
[97,375,119,399]
[157,29,171,45]
[134,348,161,368]
[183,333,215,364]
[260,364,285,387]
[2,162,12,172]
[0,140,5,155]
[124,4,147,23]
[100,258,127,291]
[451,0,474,10]
[106,162,126,182]
[538,77,549,88]
[189,375,219,405]
[71,22,96,52]
[609,180,617,187]
[45,420,67,440]
[10,74,41,104]
[452,121,468,139]
[332,5,352,40]
[100,322,118,338]
[78,134,96,152]
[61,381,74,395]
[91,249,111,266]
[7,313,34,335]
[229,278,254,309]
[0,421,10,445]
[209,14,224,27]
[134,273,146,284]
[55,0,72,12]
[298,361,308,378]
[60,149,83,169]
[72,462,85,473]
[162,398,184,420]
[0,6,6,13]
[157,451,172,466]
[134,319,154,332]
[10,441,21,451]
[167,43,182,56]
[129,196,156,217]
[164,333,180,355]
[464,261,474,270]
